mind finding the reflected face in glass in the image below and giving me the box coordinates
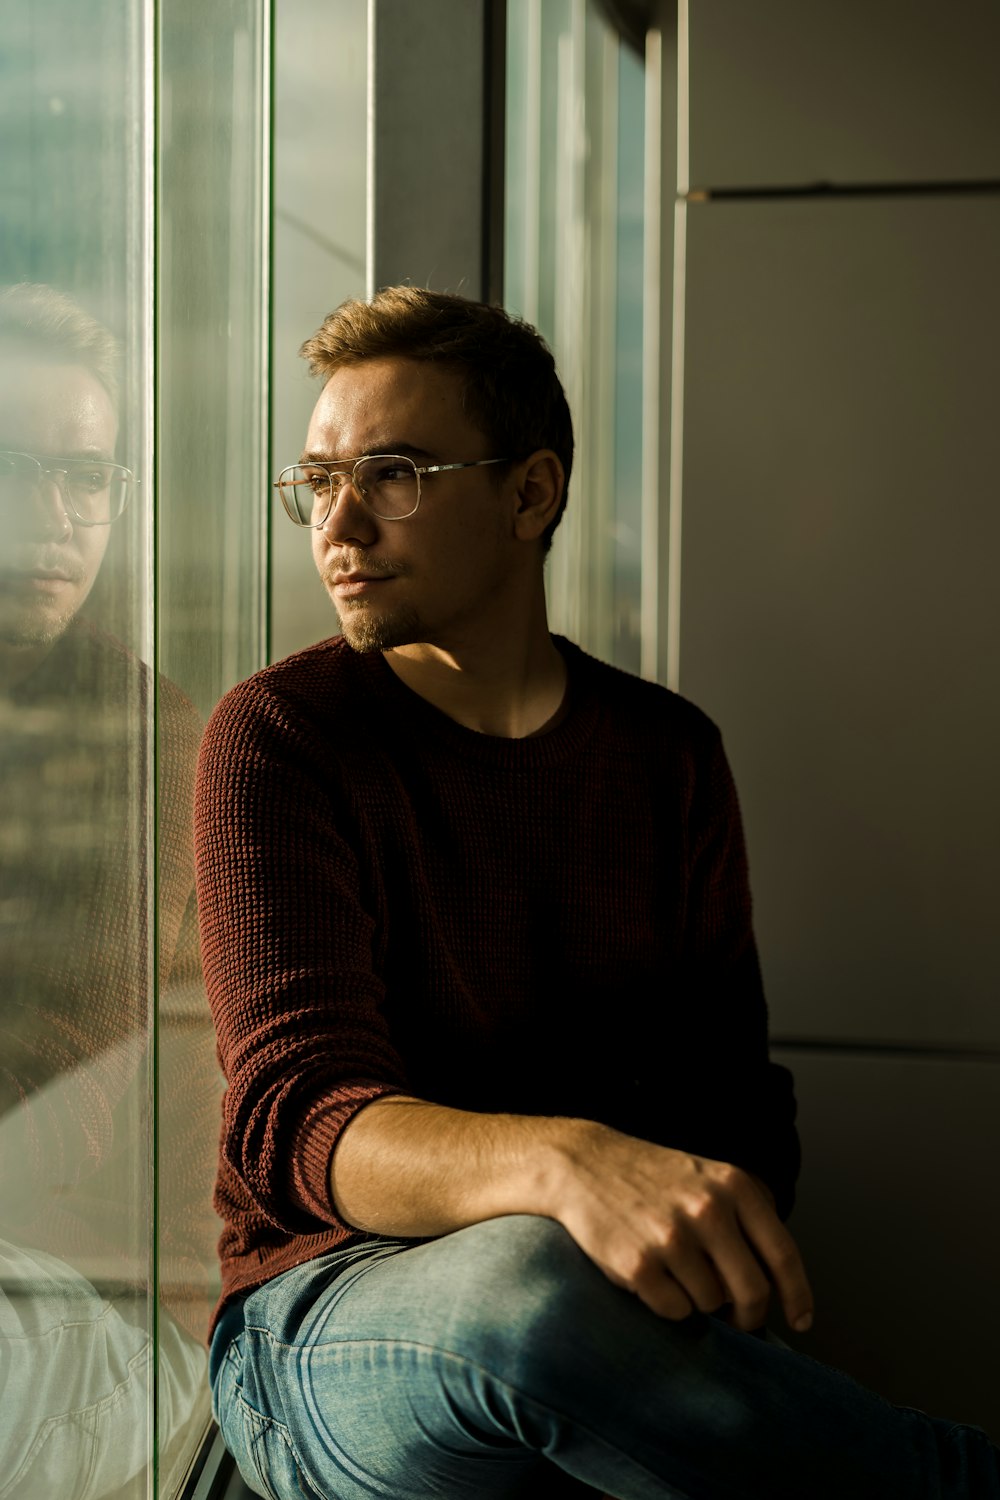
[306,356,511,653]
[0,358,116,651]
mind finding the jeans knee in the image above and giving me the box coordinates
[442,1216,615,1388]
[455,1214,591,1306]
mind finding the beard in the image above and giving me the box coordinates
[335,597,424,654]
[318,552,424,654]
[0,597,77,648]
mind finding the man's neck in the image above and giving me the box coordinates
[383,629,568,740]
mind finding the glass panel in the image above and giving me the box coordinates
[504,0,646,671]
[156,0,270,1493]
[270,0,368,662]
[1,1,270,1495]
[0,2,156,1496]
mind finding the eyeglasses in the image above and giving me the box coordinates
[0,450,137,526]
[275,454,513,526]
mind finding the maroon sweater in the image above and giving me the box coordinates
[194,635,800,1333]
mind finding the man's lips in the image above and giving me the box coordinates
[330,571,398,597]
[0,567,81,593]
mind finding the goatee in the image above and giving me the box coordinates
[335,599,424,654]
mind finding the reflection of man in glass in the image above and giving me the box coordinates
[0,314,125,670]
[0,284,212,1499]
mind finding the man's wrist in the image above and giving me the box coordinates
[525,1115,606,1224]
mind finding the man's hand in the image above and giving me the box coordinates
[551,1121,814,1333]
[332,1099,812,1334]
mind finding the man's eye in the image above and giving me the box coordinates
[303,470,331,492]
[69,465,111,491]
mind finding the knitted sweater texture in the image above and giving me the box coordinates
[194,635,800,1333]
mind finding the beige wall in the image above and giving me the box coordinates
[672,0,1000,1431]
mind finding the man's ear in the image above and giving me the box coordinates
[510,450,565,543]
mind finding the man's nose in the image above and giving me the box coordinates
[16,476,74,542]
[320,475,377,544]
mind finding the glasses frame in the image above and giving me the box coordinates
[274,454,514,526]
[0,449,138,527]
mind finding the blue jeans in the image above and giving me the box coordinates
[210,1215,998,1499]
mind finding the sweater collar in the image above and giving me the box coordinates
[352,635,604,771]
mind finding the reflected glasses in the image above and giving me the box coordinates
[275,454,513,525]
[0,450,137,526]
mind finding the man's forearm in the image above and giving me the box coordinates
[330,1095,577,1236]
[329,1093,814,1334]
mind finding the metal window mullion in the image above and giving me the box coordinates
[550,0,587,643]
[585,19,619,660]
[639,22,662,680]
[520,0,543,324]
[663,0,687,691]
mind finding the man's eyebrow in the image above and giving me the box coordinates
[58,448,117,463]
[0,445,116,463]
[298,441,436,465]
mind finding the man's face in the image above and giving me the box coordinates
[0,358,116,651]
[305,356,515,653]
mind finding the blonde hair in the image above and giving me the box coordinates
[0,282,121,409]
[300,286,573,550]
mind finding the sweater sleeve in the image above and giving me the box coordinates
[194,677,410,1236]
[666,722,801,1218]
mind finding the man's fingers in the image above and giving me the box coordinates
[705,1226,773,1331]
[661,1246,730,1316]
[631,1261,696,1321]
[632,1232,730,1319]
[736,1195,814,1332]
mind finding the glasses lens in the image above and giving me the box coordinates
[0,451,41,495]
[355,456,419,519]
[278,466,334,526]
[0,454,130,525]
[63,461,130,524]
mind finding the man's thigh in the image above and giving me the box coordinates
[212,1215,817,1500]
[213,1216,602,1500]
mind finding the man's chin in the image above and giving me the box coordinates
[0,601,76,649]
[335,602,423,654]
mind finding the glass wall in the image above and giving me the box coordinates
[270,0,368,663]
[156,4,269,1494]
[4,1,643,1492]
[505,0,647,673]
[1,5,156,1496]
[0,1,269,1495]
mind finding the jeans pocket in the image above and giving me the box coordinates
[237,1394,318,1500]
[1,1339,151,1500]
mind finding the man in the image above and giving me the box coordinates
[195,287,999,1499]
[0,283,213,1496]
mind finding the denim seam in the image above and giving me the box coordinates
[235,1389,324,1500]
[244,1327,699,1500]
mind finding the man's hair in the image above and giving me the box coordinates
[299,286,574,552]
[0,282,121,409]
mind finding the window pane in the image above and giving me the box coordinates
[0,1,156,1494]
[505,0,646,672]
[1,1,271,1495]
[270,0,368,662]
[156,0,271,1492]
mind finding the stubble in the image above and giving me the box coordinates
[333,596,424,654]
